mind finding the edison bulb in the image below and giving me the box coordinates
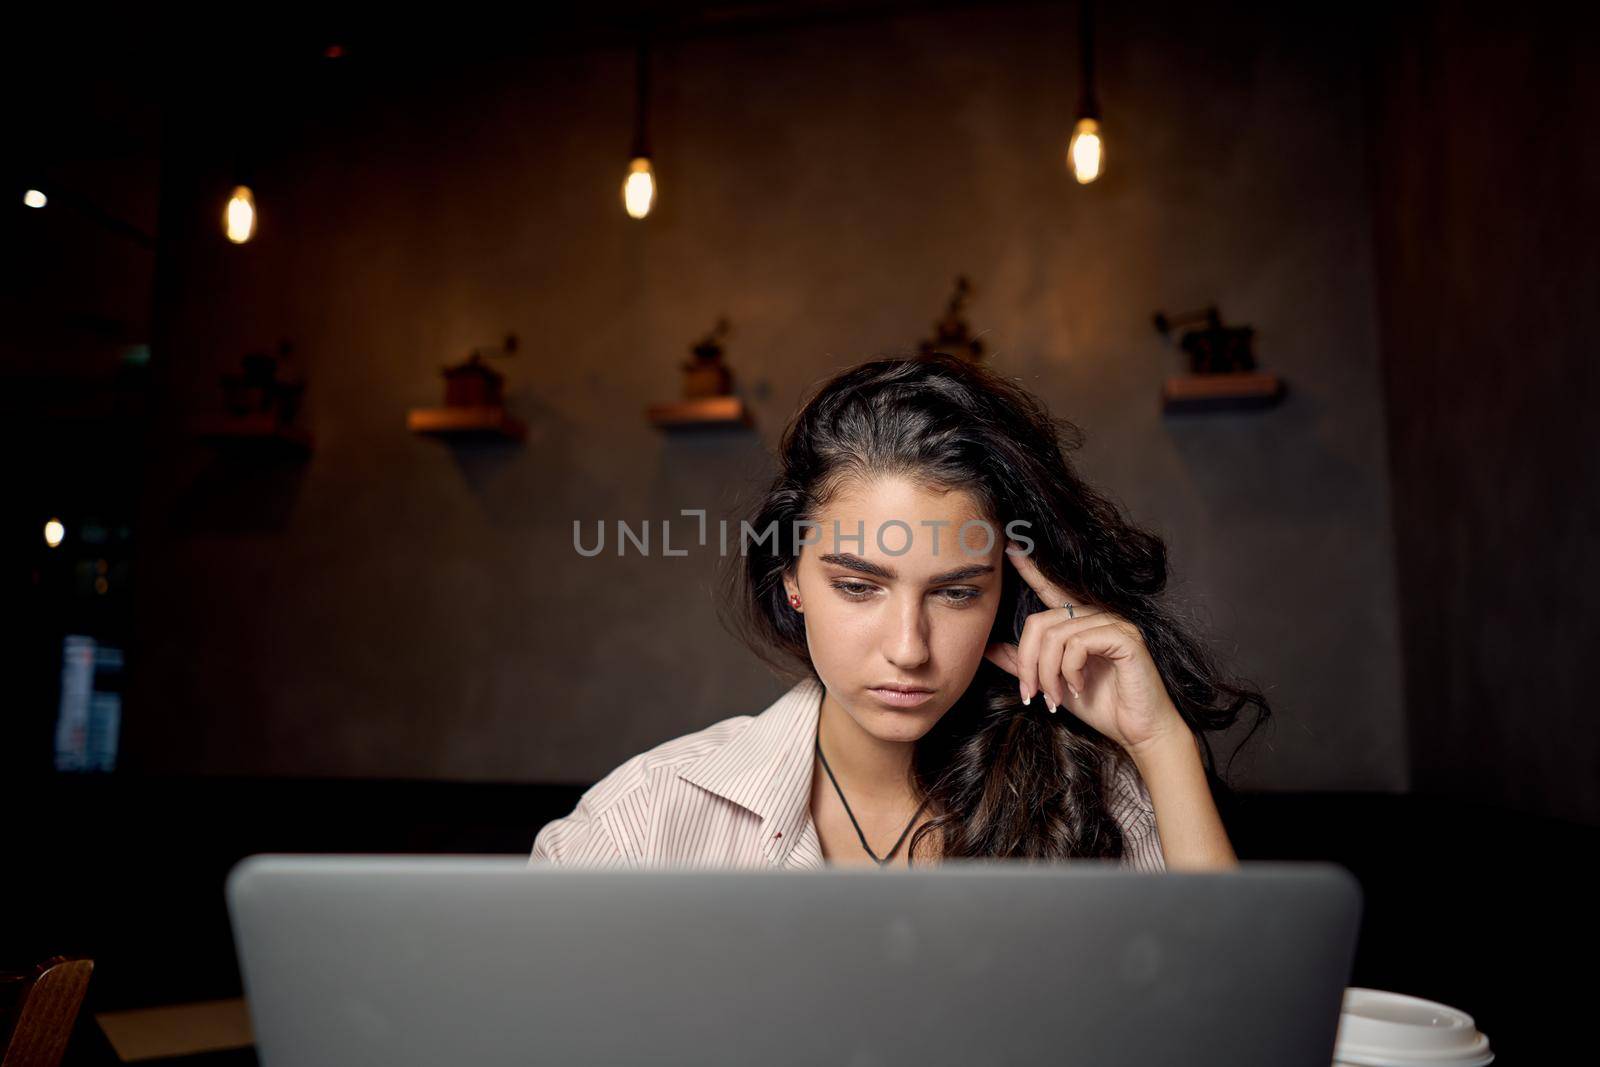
[622,157,656,219]
[1067,117,1104,184]
[224,185,257,243]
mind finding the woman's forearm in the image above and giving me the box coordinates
[1129,726,1239,871]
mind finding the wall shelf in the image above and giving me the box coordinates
[407,405,526,442]
[192,414,313,459]
[1161,372,1286,414]
[646,395,753,430]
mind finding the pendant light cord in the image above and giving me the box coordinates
[1079,0,1100,120]
[632,33,652,158]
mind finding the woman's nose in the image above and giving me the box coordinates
[882,595,931,668]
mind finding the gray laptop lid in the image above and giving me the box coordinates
[226,856,1361,1067]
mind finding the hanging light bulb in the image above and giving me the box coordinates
[224,184,257,243]
[1068,117,1104,184]
[1066,0,1105,185]
[622,157,656,219]
[623,34,656,219]
[24,189,47,208]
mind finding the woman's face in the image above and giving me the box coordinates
[782,475,1004,744]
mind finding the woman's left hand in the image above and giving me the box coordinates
[983,540,1187,756]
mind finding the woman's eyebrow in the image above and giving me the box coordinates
[818,552,995,584]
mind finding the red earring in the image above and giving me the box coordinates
[789,593,802,609]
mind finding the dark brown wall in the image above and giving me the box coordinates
[1369,1,1600,824]
[112,1,1409,789]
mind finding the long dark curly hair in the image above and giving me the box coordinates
[716,351,1270,863]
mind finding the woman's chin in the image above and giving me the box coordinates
[854,702,943,741]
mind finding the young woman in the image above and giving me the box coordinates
[531,353,1266,871]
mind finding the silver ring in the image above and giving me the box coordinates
[1062,603,1075,618]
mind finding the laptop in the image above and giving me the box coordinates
[226,855,1362,1067]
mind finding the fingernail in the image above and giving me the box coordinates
[1068,685,1079,700]
[1045,696,1056,713]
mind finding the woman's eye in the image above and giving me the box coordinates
[828,582,981,605]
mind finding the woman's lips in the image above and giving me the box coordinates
[867,686,936,708]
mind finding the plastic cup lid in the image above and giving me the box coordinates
[1332,987,1494,1066]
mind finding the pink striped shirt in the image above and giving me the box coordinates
[528,675,1165,871]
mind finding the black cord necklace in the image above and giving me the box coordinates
[815,714,932,867]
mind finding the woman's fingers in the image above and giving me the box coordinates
[1004,540,1070,606]
[1035,623,1066,711]
[1024,606,1126,705]
[1060,620,1137,699]
[1004,540,1095,633]
[1016,610,1047,703]
[1038,620,1080,711]
[999,542,1119,709]
[1015,606,1095,704]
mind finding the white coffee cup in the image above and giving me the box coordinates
[1331,987,1494,1066]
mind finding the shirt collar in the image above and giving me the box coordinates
[675,674,824,861]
